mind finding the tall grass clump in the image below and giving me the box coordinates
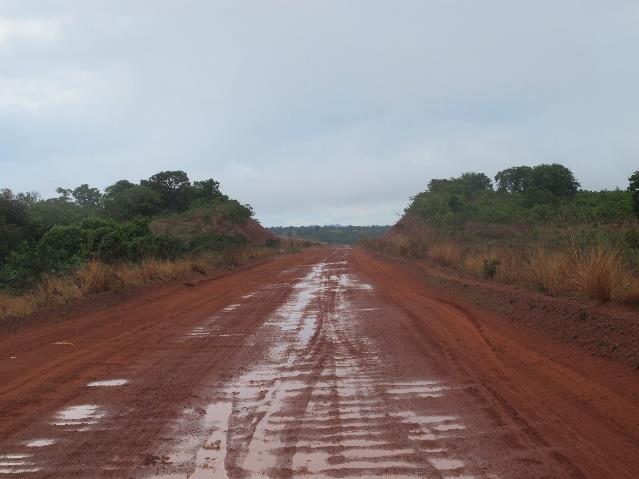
[528,248,574,296]
[572,244,616,302]
[428,241,464,267]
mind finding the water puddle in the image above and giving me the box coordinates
[189,402,232,478]
[433,423,465,431]
[87,379,128,387]
[431,458,465,470]
[0,455,39,474]
[24,439,55,447]
[150,257,477,478]
[52,404,105,427]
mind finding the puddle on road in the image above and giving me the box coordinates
[149,257,480,478]
[188,402,232,478]
[52,404,105,427]
[87,379,128,387]
[431,457,465,470]
[24,439,55,447]
[0,454,39,474]
[433,423,466,431]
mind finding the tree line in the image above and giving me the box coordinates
[0,171,254,290]
[269,225,390,245]
[408,163,639,225]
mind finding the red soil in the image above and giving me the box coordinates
[0,247,637,478]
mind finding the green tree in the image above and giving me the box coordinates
[103,184,161,220]
[0,189,32,262]
[459,172,493,196]
[104,180,136,197]
[494,166,533,193]
[55,187,73,203]
[192,178,222,203]
[72,184,102,209]
[427,172,492,198]
[140,170,192,211]
[530,163,580,198]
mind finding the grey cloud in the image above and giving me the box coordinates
[2,1,639,225]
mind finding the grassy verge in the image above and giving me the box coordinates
[0,239,307,320]
[361,224,639,305]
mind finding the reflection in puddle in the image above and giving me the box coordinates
[52,404,105,427]
[189,402,232,478]
[24,439,55,447]
[87,379,128,387]
[431,457,465,470]
[0,454,39,474]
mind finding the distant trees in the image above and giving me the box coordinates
[494,166,533,193]
[47,171,240,221]
[270,225,390,245]
[408,163,630,224]
[494,163,580,198]
[428,172,492,197]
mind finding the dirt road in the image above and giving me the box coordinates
[1,247,638,478]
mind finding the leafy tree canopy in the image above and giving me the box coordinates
[140,170,192,212]
[72,184,102,209]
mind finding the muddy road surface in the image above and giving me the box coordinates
[1,247,638,478]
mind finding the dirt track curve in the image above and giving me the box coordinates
[1,247,638,478]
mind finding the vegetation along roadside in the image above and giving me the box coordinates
[361,164,639,305]
[0,170,309,320]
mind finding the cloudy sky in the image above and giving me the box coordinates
[2,1,639,226]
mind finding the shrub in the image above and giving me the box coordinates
[481,258,501,279]
[36,225,89,272]
[96,230,129,263]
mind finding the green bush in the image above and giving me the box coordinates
[37,225,90,271]
[96,230,129,263]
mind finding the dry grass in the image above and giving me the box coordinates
[527,249,574,296]
[363,232,639,306]
[463,254,485,277]
[0,243,304,321]
[428,241,464,268]
[573,245,616,302]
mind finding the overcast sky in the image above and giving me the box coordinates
[2,1,639,226]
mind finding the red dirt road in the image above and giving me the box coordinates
[1,247,638,478]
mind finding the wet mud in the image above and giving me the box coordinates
[1,247,638,478]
